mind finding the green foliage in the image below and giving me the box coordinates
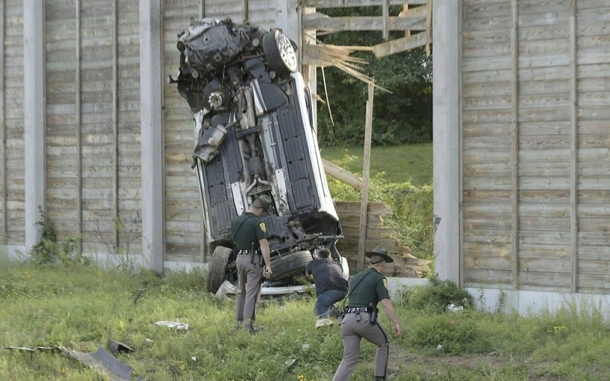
[325,152,434,259]
[315,8,432,147]
[399,276,474,313]
[29,208,90,268]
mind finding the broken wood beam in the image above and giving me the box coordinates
[373,31,427,57]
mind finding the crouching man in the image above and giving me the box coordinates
[306,248,348,328]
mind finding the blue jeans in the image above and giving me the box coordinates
[314,289,347,318]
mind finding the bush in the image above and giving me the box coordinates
[29,209,90,268]
[400,276,474,314]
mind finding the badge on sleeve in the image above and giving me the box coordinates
[259,222,267,233]
[383,278,388,290]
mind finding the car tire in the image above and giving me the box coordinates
[206,246,234,294]
[269,250,313,281]
[262,29,298,77]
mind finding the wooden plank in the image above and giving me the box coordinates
[519,230,571,245]
[579,217,610,232]
[464,255,512,271]
[519,243,570,258]
[464,229,512,244]
[520,216,570,231]
[519,177,571,190]
[579,190,610,204]
[373,32,427,57]
[519,271,571,290]
[303,15,427,33]
[302,0,427,7]
[463,148,511,164]
[463,123,511,138]
[357,82,374,272]
[463,190,512,203]
[579,231,610,246]
[463,176,512,190]
[519,161,569,177]
[579,245,610,260]
[519,256,572,273]
[520,134,570,149]
[463,136,511,149]
[463,269,513,286]
[578,274,610,293]
[578,203,610,218]
[520,121,571,136]
[335,201,392,215]
[464,162,511,177]
[578,177,610,191]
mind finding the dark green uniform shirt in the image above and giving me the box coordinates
[231,212,269,250]
[347,268,390,308]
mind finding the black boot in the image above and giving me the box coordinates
[375,377,386,381]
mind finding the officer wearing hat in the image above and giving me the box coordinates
[232,195,273,333]
[333,246,402,381]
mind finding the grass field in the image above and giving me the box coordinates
[2,259,610,381]
[320,143,432,185]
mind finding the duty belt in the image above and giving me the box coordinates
[237,249,259,255]
[346,307,369,314]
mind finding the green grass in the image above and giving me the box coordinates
[320,143,432,185]
[2,260,610,381]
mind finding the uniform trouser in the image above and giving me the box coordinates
[333,312,389,381]
[235,254,263,329]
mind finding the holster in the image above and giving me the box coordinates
[368,303,378,324]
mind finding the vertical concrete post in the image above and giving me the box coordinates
[275,0,301,55]
[24,0,45,251]
[140,0,164,273]
[432,0,460,283]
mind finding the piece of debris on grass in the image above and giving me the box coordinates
[108,338,135,355]
[155,320,189,330]
[2,345,144,381]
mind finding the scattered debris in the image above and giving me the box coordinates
[446,303,464,312]
[155,321,189,330]
[285,358,298,373]
[2,345,144,381]
[1,346,57,352]
[108,339,135,356]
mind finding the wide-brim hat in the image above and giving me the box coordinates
[365,245,394,263]
[252,195,272,212]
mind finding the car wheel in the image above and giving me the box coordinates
[269,250,313,281]
[206,246,234,294]
[262,29,298,77]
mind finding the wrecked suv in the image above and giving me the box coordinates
[172,19,348,294]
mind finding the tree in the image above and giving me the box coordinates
[314,7,432,147]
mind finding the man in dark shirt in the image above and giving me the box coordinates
[306,248,348,327]
[333,246,402,381]
[232,195,273,333]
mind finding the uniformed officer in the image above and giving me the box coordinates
[232,195,273,333]
[333,246,402,381]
